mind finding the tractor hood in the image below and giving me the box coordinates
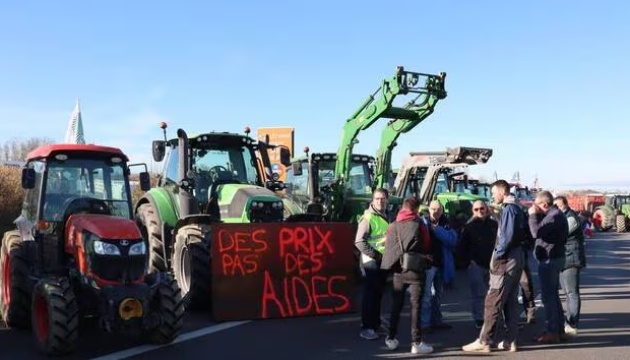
[66,214,143,239]
[216,183,284,222]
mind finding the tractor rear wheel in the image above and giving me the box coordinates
[172,224,212,310]
[1,231,34,329]
[137,204,168,272]
[147,273,184,344]
[31,277,79,356]
[616,215,627,233]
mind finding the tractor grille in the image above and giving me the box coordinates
[89,254,146,282]
[249,201,284,222]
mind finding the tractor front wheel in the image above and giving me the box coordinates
[137,203,168,273]
[616,215,627,233]
[31,277,79,356]
[172,224,212,310]
[147,273,184,344]
[1,231,33,329]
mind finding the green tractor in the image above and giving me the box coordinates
[134,123,294,309]
[392,146,494,222]
[283,149,376,224]
[604,194,630,232]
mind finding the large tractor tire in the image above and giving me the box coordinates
[137,203,168,272]
[172,224,212,310]
[31,277,79,356]
[147,273,184,344]
[616,215,627,233]
[1,231,33,329]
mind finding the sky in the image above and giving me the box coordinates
[1,1,628,191]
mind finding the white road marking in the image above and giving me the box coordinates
[89,320,251,360]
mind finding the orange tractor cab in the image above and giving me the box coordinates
[0,144,184,356]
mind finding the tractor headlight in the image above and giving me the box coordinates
[272,201,283,209]
[128,242,146,255]
[94,240,121,256]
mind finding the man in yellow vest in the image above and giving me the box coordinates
[355,188,391,340]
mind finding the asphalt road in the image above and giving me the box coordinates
[2,231,629,359]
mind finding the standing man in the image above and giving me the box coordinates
[420,200,457,332]
[381,197,434,355]
[463,180,526,353]
[554,195,586,336]
[459,200,498,329]
[355,188,390,340]
[529,191,568,343]
[505,193,537,324]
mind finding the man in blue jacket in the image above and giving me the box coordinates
[463,180,526,353]
[420,200,457,332]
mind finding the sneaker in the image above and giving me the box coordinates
[385,337,399,350]
[564,324,578,335]
[462,339,491,353]
[497,340,517,352]
[411,342,434,354]
[359,329,379,340]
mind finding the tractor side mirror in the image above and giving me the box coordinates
[279,147,292,167]
[152,140,166,162]
[21,168,35,189]
[139,171,151,191]
[292,162,303,176]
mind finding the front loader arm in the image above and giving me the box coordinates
[333,67,446,185]
[372,88,446,190]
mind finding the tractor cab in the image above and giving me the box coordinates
[151,128,289,223]
[283,151,374,219]
[20,145,151,245]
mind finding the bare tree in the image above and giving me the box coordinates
[0,137,55,162]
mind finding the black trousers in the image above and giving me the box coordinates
[387,271,425,344]
[361,268,387,330]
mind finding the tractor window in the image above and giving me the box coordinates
[435,173,448,194]
[165,145,179,182]
[192,145,258,185]
[317,160,336,187]
[42,158,131,221]
[22,160,45,223]
[285,161,309,196]
[348,162,371,195]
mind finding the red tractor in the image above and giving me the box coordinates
[0,144,184,356]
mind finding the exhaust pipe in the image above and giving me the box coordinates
[177,128,193,218]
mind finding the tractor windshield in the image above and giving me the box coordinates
[43,157,131,222]
[191,145,258,185]
[318,159,372,195]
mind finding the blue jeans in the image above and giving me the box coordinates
[468,262,489,322]
[538,257,565,334]
[420,266,444,327]
[560,266,581,328]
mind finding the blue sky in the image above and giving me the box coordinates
[1,1,628,191]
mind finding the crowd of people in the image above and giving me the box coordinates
[354,180,587,355]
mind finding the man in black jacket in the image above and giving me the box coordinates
[381,197,434,355]
[554,195,586,336]
[529,191,568,343]
[459,200,498,329]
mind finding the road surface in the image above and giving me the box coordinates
[2,232,629,359]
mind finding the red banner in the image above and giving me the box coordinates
[211,222,356,321]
